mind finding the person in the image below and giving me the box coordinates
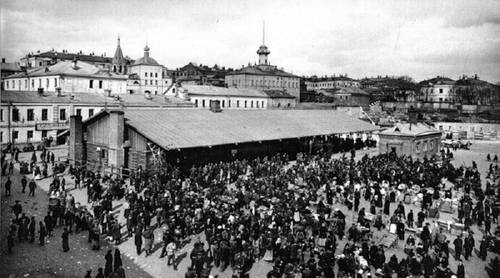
[105,249,113,277]
[113,265,126,278]
[134,230,142,255]
[39,221,47,246]
[114,249,123,271]
[456,260,465,278]
[95,267,105,278]
[464,233,474,260]
[5,177,11,197]
[62,227,70,252]
[7,230,14,254]
[29,178,36,197]
[166,241,177,269]
[407,209,414,228]
[8,160,14,175]
[21,176,27,193]
[479,237,488,260]
[12,200,22,220]
[453,235,463,260]
[84,270,92,278]
[29,216,36,243]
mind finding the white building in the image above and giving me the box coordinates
[419,76,456,103]
[165,84,296,109]
[126,45,172,95]
[0,90,193,147]
[305,75,361,91]
[3,60,128,95]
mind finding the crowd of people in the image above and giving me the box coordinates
[3,142,500,278]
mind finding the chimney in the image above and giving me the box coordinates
[56,87,62,96]
[474,74,478,80]
[1,58,5,63]
[37,88,44,96]
[72,57,78,69]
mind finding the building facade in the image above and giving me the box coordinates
[305,75,361,91]
[3,60,128,95]
[225,39,300,100]
[379,123,442,158]
[126,45,172,95]
[419,76,456,103]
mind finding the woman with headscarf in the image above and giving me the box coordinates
[104,249,113,277]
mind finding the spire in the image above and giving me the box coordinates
[113,36,124,64]
[117,36,120,47]
[262,21,265,45]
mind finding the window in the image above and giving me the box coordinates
[415,142,420,153]
[228,100,231,108]
[76,109,82,116]
[12,109,19,122]
[195,99,198,107]
[46,78,49,88]
[155,73,158,78]
[222,100,225,108]
[430,141,434,150]
[155,80,158,85]
[42,130,47,138]
[60,108,66,121]
[38,79,41,88]
[244,100,247,108]
[439,88,443,94]
[12,130,18,140]
[150,72,153,77]
[31,79,35,89]
[99,80,103,89]
[256,101,259,108]
[89,80,94,88]
[54,78,57,87]
[24,80,27,89]
[27,130,33,139]
[89,109,94,117]
[0,131,2,142]
[41,109,48,121]
[236,100,240,108]
[145,72,148,77]
[261,101,264,108]
[0,109,3,121]
[27,109,34,121]
[202,100,206,107]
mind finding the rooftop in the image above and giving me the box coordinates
[380,122,441,137]
[227,64,298,78]
[6,60,127,80]
[117,109,379,150]
[262,90,296,99]
[181,84,268,98]
[24,50,114,64]
[0,90,193,108]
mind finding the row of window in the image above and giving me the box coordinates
[415,140,434,153]
[194,99,265,109]
[3,130,48,141]
[231,78,298,88]
[5,78,58,90]
[308,81,360,88]
[145,72,159,78]
[2,108,94,122]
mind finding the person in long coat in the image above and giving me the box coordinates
[39,221,47,246]
[62,227,70,252]
[112,221,121,245]
[29,216,36,243]
[95,267,105,278]
[383,195,391,215]
[104,249,113,277]
[114,249,123,271]
[134,230,142,255]
[479,237,488,260]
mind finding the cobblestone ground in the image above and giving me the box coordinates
[1,143,499,278]
[0,149,153,278]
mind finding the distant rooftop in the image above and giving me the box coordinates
[380,122,441,137]
[227,64,298,78]
[23,50,116,64]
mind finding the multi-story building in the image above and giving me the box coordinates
[126,45,172,95]
[225,37,300,101]
[454,75,500,105]
[305,75,361,91]
[20,49,114,69]
[170,62,233,87]
[3,60,128,95]
[1,58,23,90]
[0,90,193,147]
[165,84,296,109]
[418,76,456,103]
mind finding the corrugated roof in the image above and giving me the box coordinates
[6,61,127,80]
[182,85,267,98]
[380,123,441,136]
[122,109,379,150]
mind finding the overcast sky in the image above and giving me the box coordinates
[1,0,500,82]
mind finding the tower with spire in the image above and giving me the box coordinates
[112,36,127,74]
[257,21,270,65]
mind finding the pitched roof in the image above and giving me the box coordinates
[1,62,22,73]
[332,87,370,96]
[6,61,127,80]
[380,123,441,137]
[120,109,379,150]
[419,76,455,86]
[306,76,357,82]
[181,85,268,98]
[227,64,298,78]
[25,51,113,64]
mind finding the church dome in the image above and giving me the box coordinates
[257,45,270,55]
[133,56,160,66]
